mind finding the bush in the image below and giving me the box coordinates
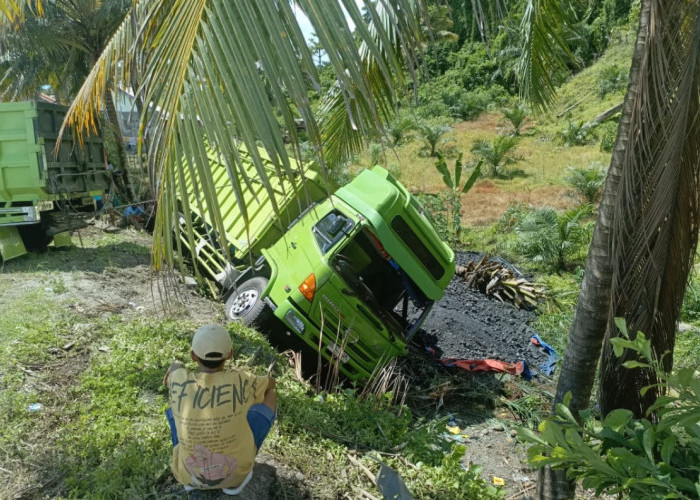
[520,320,700,499]
[598,121,618,152]
[558,121,598,146]
[564,162,607,205]
[498,201,529,232]
[450,90,491,121]
[369,143,384,167]
[597,65,627,99]
[516,205,593,271]
[471,135,521,178]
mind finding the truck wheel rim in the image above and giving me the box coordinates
[229,290,258,317]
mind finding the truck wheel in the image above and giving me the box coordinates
[225,277,273,328]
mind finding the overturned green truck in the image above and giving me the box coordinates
[178,148,455,380]
[0,101,110,260]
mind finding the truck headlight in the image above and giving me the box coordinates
[284,310,305,334]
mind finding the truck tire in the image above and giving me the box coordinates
[225,277,273,328]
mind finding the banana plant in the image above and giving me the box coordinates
[434,152,482,243]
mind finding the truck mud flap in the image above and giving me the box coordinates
[0,226,27,261]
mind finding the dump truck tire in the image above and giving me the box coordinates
[225,276,273,328]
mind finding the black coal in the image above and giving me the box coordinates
[413,252,550,369]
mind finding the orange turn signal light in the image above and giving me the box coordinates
[299,273,316,302]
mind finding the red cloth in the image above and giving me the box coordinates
[438,358,525,376]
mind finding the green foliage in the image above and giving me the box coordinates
[369,143,384,167]
[450,89,492,121]
[598,120,619,152]
[681,273,700,322]
[385,114,415,146]
[516,205,594,271]
[564,162,607,204]
[415,121,453,157]
[498,201,529,232]
[558,121,599,146]
[597,64,627,98]
[520,323,700,500]
[415,192,450,242]
[471,135,521,178]
[501,103,528,136]
[434,152,482,243]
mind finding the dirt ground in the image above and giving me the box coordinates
[1,225,546,499]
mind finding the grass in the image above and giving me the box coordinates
[0,256,505,499]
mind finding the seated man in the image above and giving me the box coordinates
[164,324,276,496]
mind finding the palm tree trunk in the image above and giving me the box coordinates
[599,0,700,418]
[104,86,136,202]
[535,3,651,498]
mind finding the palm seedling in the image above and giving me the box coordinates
[416,121,452,157]
[470,135,520,178]
[516,204,593,271]
[502,103,528,136]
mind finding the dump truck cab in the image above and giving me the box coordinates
[259,168,454,379]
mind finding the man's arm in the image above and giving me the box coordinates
[163,361,184,386]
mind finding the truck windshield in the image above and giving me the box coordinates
[331,228,428,339]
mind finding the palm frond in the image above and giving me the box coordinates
[59,0,424,274]
[516,0,579,113]
[317,0,423,168]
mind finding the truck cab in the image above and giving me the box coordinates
[177,149,454,381]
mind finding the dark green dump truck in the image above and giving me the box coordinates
[178,147,455,380]
[0,101,109,260]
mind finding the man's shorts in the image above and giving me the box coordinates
[165,404,275,451]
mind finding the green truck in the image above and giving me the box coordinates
[178,147,455,380]
[0,101,110,261]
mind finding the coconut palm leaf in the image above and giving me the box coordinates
[516,0,579,112]
[41,0,423,274]
[318,0,423,168]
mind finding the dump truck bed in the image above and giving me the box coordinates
[0,101,108,208]
[177,146,326,283]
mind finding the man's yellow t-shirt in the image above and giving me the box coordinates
[167,368,269,489]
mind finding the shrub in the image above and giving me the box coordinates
[516,205,593,271]
[385,115,415,146]
[471,135,521,178]
[558,121,598,147]
[415,121,453,157]
[564,162,607,205]
[369,143,384,167]
[450,90,491,121]
[598,120,618,152]
[498,201,529,231]
[414,192,450,241]
[502,103,528,136]
[520,320,700,500]
[597,65,627,99]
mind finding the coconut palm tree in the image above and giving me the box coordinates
[517,1,700,498]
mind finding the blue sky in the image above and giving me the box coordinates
[293,2,359,44]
